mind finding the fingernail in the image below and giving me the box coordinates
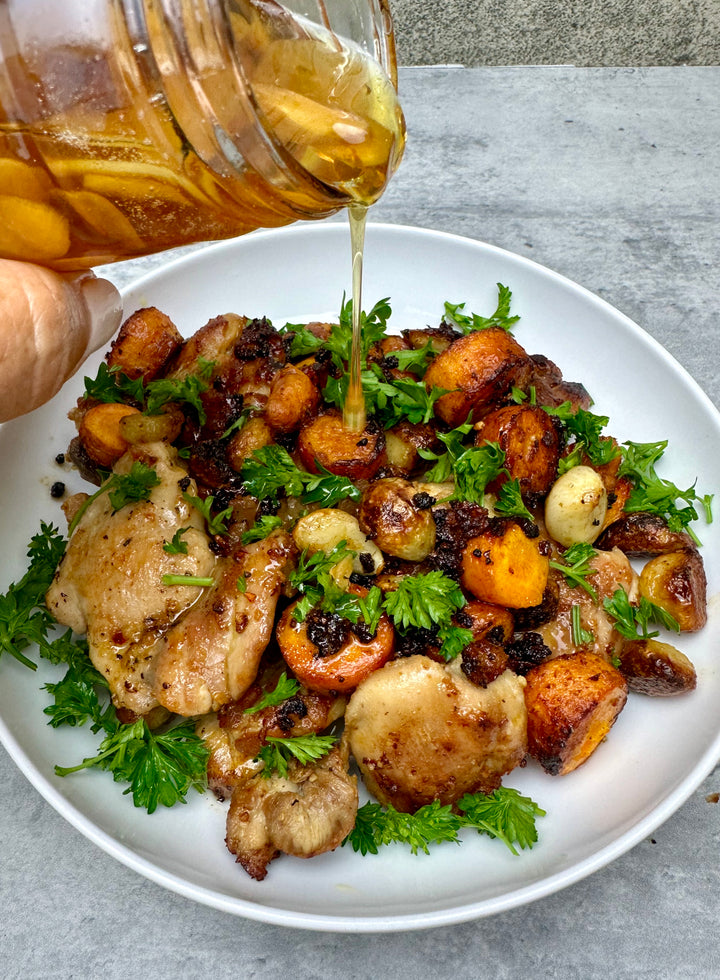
[77,274,123,354]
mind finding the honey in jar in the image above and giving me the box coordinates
[0,0,405,270]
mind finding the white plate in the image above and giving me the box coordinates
[1,223,719,932]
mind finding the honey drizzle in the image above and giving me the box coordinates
[342,202,368,433]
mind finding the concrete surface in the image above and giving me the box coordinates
[390,0,720,66]
[1,65,720,979]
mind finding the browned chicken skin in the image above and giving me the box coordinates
[46,442,215,716]
[225,743,358,880]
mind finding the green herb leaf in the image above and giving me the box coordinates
[442,284,520,334]
[68,462,162,536]
[451,443,507,505]
[549,542,599,600]
[43,637,113,730]
[256,734,336,779]
[619,440,713,544]
[603,586,680,640]
[0,522,66,669]
[163,527,190,555]
[571,603,595,646]
[240,446,360,508]
[494,478,534,521]
[436,624,474,661]
[456,787,547,855]
[241,515,283,545]
[161,574,214,588]
[244,672,301,714]
[55,717,209,814]
[344,800,463,855]
[383,571,466,632]
[344,787,545,856]
[182,492,232,536]
[545,403,619,471]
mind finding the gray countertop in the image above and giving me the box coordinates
[2,66,719,979]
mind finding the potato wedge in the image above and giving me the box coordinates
[106,306,183,382]
[639,547,707,632]
[264,364,320,433]
[476,404,563,497]
[617,638,697,696]
[78,402,142,467]
[358,478,436,561]
[595,511,694,556]
[423,327,533,427]
[524,652,628,775]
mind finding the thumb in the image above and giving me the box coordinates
[66,272,123,358]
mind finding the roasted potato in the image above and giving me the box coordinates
[458,598,515,644]
[475,404,563,497]
[344,656,528,811]
[264,364,320,434]
[461,519,549,608]
[617,638,697,696]
[358,477,437,561]
[423,327,533,427]
[524,651,628,775]
[297,410,385,479]
[639,547,707,631]
[595,511,695,556]
[106,306,183,382]
[227,416,274,472]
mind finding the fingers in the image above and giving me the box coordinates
[0,260,122,422]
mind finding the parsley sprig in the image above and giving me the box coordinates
[289,543,383,633]
[0,525,210,812]
[544,402,620,473]
[619,440,713,544]
[255,734,337,778]
[240,515,283,545]
[548,542,599,600]
[83,360,214,424]
[383,571,472,661]
[55,717,209,813]
[421,429,508,505]
[244,672,300,715]
[68,461,162,536]
[603,586,680,640]
[182,492,233,536]
[0,522,67,669]
[344,787,545,856]
[240,446,361,507]
[442,284,520,334]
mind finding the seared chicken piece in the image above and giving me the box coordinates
[536,547,639,662]
[225,743,358,880]
[344,655,528,812]
[198,679,346,798]
[150,530,295,715]
[46,442,215,716]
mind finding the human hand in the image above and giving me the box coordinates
[0,260,122,423]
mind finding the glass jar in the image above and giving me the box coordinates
[0,0,405,270]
